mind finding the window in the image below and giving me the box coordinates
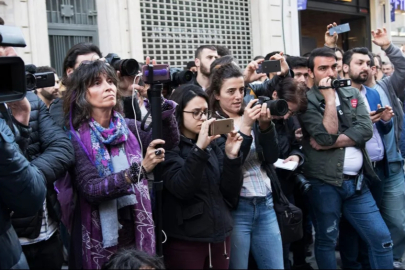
[140,0,252,68]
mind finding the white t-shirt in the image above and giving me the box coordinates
[335,92,363,175]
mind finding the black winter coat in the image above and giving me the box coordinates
[11,92,74,237]
[161,136,243,243]
[0,118,46,269]
[273,117,304,195]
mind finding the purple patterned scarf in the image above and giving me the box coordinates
[74,111,155,269]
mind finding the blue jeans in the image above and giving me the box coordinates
[380,161,405,261]
[229,194,284,269]
[306,178,393,269]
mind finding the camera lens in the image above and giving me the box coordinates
[268,99,289,116]
[294,174,312,195]
[26,73,36,90]
[120,59,139,77]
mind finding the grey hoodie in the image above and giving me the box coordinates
[376,43,405,146]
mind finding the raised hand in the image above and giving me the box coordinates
[325,22,338,47]
[243,58,267,84]
[269,52,289,76]
[372,28,391,50]
[224,131,243,159]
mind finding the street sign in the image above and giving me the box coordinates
[298,0,307,10]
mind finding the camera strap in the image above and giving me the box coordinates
[0,103,16,134]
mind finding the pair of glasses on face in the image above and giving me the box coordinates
[183,110,212,120]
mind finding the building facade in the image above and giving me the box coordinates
[0,0,397,74]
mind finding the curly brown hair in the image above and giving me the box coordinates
[63,60,122,130]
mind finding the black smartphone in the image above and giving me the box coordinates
[256,60,281,74]
[375,107,386,114]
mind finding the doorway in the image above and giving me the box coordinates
[299,9,369,55]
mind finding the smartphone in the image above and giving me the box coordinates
[142,64,170,84]
[329,23,351,35]
[256,60,281,74]
[375,107,386,114]
[209,118,234,136]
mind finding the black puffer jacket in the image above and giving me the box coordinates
[161,136,243,243]
[0,119,46,269]
[274,117,304,195]
[11,92,74,237]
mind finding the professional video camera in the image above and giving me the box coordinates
[0,25,27,103]
[25,65,55,91]
[0,25,55,103]
[105,53,139,77]
[254,96,289,117]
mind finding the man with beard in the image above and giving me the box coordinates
[338,47,396,269]
[191,45,219,90]
[35,66,60,108]
[298,46,393,269]
[365,29,405,269]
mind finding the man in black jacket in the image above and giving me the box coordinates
[0,118,47,269]
[9,91,74,269]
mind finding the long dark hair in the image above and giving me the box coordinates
[63,60,122,130]
[169,84,208,130]
[206,62,244,119]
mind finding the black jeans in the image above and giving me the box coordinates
[22,231,64,269]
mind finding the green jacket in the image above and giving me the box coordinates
[298,85,379,186]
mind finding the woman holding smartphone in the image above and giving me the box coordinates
[207,62,284,269]
[161,84,244,269]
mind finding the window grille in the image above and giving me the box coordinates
[140,0,252,69]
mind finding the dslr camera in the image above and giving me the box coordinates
[105,53,139,77]
[254,96,289,116]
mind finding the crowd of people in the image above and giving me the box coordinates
[0,21,405,270]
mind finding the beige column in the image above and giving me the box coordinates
[0,0,50,66]
[251,0,300,57]
[96,0,144,62]
[370,0,392,53]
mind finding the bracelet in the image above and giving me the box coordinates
[129,162,147,182]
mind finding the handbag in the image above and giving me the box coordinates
[266,164,303,244]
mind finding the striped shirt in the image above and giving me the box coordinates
[240,132,272,197]
[19,199,58,245]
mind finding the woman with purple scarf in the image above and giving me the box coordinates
[63,60,179,269]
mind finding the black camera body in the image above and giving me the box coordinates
[254,96,289,116]
[0,25,28,103]
[169,68,193,88]
[105,53,139,77]
[331,79,351,89]
[0,57,26,103]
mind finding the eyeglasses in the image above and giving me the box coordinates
[183,110,211,120]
